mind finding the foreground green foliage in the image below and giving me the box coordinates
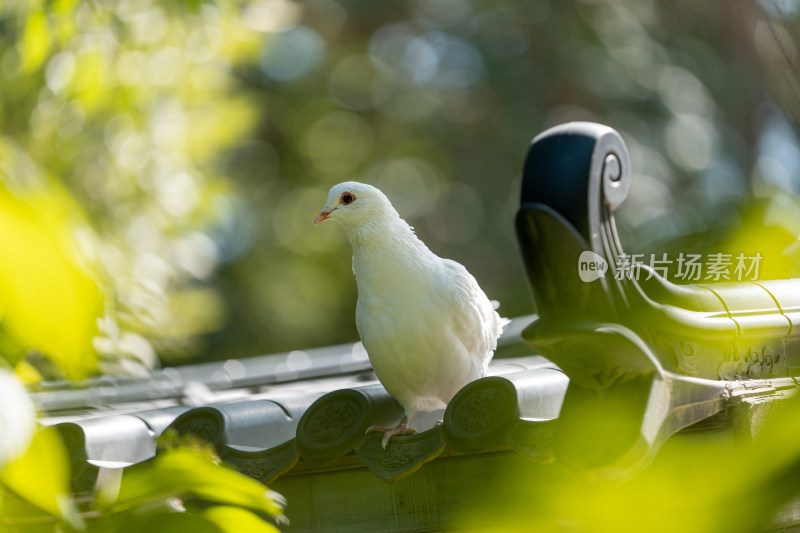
[1,429,285,532]
[459,390,800,533]
[0,3,289,530]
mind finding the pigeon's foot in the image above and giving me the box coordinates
[366,416,418,448]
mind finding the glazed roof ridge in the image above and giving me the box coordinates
[44,351,566,488]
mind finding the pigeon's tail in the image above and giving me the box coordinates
[490,300,512,332]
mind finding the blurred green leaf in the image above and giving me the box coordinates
[108,449,285,521]
[0,426,81,528]
[202,506,281,533]
[0,189,101,376]
[458,389,800,533]
[0,485,59,533]
[0,140,102,378]
[21,10,50,73]
[71,49,108,112]
[113,511,221,533]
[52,0,79,14]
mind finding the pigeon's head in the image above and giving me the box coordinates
[314,181,394,229]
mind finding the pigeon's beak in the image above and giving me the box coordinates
[314,207,335,226]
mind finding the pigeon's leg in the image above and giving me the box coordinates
[366,410,418,449]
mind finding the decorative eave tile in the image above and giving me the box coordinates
[354,427,446,481]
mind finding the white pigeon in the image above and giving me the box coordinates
[314,181,507,447]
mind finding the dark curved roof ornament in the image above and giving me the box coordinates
[443,365,567,460]
[163,399,305,484]
[516,122,800,479]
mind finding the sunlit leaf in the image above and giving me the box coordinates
[13,359,44,384]
[202,506,281,533]
[0,426,81,528]
[71,49,109,111]
[21,10,50,73]
[0,140,102,378]
[0,369,35,469]
[52,0,79,13]
[109,449,285,520]
[51,0,78,46]
[719,195,800,280]
[0,484,57,533]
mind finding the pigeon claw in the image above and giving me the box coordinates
[366,416,418,449]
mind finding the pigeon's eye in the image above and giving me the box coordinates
[340,192,355,205]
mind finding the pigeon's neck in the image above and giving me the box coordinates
[346,212,410,246]
[346,214,436,283]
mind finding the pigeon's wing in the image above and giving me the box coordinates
[438,259,506,372]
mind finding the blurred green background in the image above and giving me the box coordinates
[0,0,798,377]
